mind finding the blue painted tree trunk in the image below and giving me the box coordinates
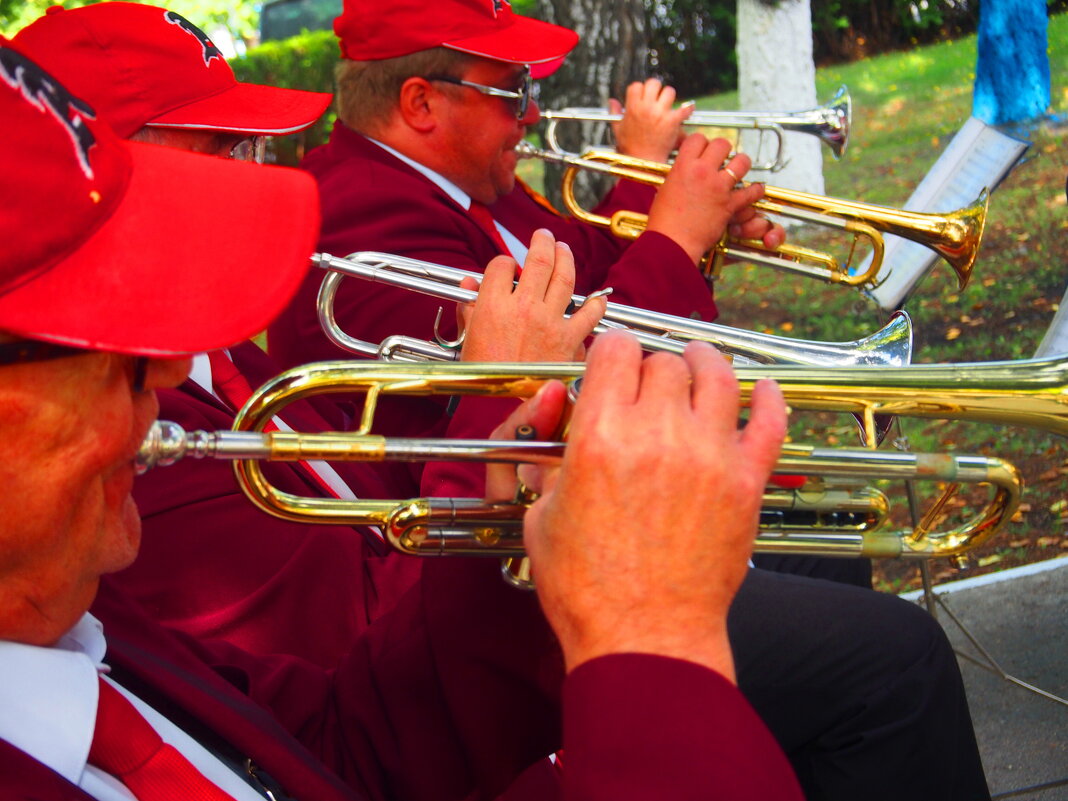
[973,0,1050,124]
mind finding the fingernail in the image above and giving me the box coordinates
[556,241,572,254]
[529,382,551,413]
[682,100,696,108]
[535,228,553,238]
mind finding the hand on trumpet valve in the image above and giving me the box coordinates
[517,331,787,678]
[610,78,695,162]
[458,229,607,362]
[648,134,783,264]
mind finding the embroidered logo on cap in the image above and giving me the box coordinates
[490,0,509,17]
[0,46,97,179]
[164,10,223,67]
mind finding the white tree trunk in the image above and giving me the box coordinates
[736,0,824,196]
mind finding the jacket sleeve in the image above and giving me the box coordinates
[491,181,718,322]
[563,654,804,801]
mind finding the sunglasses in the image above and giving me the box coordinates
[229,136,266,164]
[0,340,150,393]
[426,68,534,120]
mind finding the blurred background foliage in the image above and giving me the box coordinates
[9,0,1064,114]
[1,0,258,42]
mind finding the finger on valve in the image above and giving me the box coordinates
[522,332,785,680]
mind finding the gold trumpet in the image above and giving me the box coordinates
[516,142,988,291]
[136,357,1037,565]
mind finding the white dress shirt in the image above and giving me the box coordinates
[0,613,264,801]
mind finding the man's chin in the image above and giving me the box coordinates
[496,170,518,200]
[108,496,143,572]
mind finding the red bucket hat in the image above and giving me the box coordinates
[335,0,578,67]
[13,2,331,139]
[0,40,319,357]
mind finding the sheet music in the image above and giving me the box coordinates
[864,116,1029,310]
[1034,296,1068,357]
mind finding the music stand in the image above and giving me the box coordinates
[864,116,1029,311]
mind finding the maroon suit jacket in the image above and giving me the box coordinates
[267,124,718,467]
[268,122,718,374]
[0,570,802,801]
[118,341,424,669]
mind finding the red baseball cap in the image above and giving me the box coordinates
[13,2,331,139]
[335,0,578,67]
[0,40,319,357]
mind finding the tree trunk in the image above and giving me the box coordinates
[736,0,824,197]
[535,0,649,208]
[973,0,1050,125]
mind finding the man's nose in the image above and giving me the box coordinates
[521,98,541,126]
[142,356,194,391]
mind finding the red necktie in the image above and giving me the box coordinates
[515,177,563,218]
[89,677,237,801]
[468,200,511,255]
[207,349,259,417]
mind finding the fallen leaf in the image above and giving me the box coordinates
[978,554,1004,567]
[945,327,961,341]
[1037,536,1060,547]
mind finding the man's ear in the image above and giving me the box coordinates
[397,77,439,133]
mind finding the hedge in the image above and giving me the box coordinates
[230,28,339,165]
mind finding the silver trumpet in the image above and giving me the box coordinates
[313,251,913,368]
[541,86,852,171]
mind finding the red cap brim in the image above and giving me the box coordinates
[443,14,577,66]
[0,141,319,356]
[149,81,333,136]
[530,56,566,79]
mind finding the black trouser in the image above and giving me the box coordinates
[751,554,873,589]
[730,568,989,801]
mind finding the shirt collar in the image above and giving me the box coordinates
[189,352,214,396]
[366,136,473,211]
[0,613,106,785]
